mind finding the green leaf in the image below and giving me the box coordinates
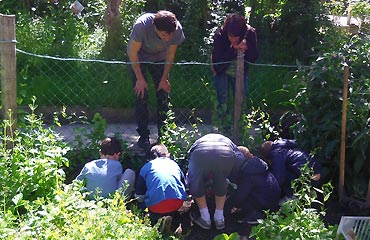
[213,233,229,240]
[228,232,239,240]
[12,193,23,206]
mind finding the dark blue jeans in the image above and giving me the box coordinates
[129,63,170,138]
[213,72,249,115]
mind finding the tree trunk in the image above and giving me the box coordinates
[104,0,122,30]
[102,0,124,59]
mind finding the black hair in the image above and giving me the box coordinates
[100,137,122,155]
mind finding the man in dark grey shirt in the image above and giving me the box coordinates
[127,10,185,150]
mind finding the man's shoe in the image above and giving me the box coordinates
[159,215,172,234]
[137,137,150,150]
[190,211,211,230]
[278,195,297,206]
[214,218,225,230]
[239,212,263,225]
[239,235,250,240]
[246,219,259,225]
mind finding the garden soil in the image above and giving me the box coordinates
[170,190,370,240]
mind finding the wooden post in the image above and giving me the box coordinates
[233,49,244,143]
[0,14,17,132]
[339,65,349,201]
[366,180,370,207]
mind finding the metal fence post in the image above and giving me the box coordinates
[233,49,244,143]
[0,14,17,132]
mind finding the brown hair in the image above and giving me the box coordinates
[237,146,253,159]
[153,10,177,34]
[260,141,273,160]
[150,144,170,158]
[223,13,247,38]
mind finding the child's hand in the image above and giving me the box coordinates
[311,173,321,181]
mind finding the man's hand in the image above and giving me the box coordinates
[158,78,171,93]
[135,79,148,98]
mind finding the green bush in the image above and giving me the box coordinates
[0,101,173,239]
[250,165,337,239]
[0,98,69,214]
[1,183,161,239]
[160,107,206,162]
[291,34,370,199]
[239,103,279,151]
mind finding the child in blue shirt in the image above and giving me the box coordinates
[75,137,135,199]
[135,144,187,233]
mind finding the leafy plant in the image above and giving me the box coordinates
[61,112,108,182]
[213,232,239,240]
[71,112,108,151]
[291,34,370,199]
[0,102,170,239]
[15,3,91,57]
[250,164,337,239]
[2,182,161,239]
[0,97,70,214]
[239,103,279,152]
[160,106,204,164]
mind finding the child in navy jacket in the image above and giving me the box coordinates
[228,146,280,224]
[260,139,322,201]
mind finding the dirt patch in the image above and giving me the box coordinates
[173,194,370,240]
[166,196,254,240]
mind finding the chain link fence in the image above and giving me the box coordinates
[12,48,298,141]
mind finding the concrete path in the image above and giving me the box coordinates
[53,123,158,147]
[53,122,216,149]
